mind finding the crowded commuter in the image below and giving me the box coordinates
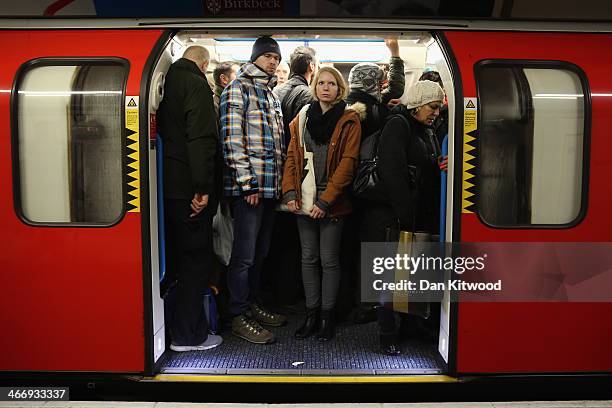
[281,66,362,341]
[346,38,404,141]
[275,60,290,87]
[209,60,240,323]
[347,38,405,325]
[220,36,287,344]
[419,70,447,141]
[157,45,222,352]
[274,46,318,148]
[213,61,240,116]
[419,69,449,172]
[360,80,445,355]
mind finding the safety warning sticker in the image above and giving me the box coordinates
[126,96,140,213]
[462,97,477,214]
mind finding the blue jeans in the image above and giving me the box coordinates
[227,198,276,316]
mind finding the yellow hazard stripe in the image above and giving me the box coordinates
[126,96,140,213]
[462,133,476,213]
[142,374,458,383]
[462,98,477,214]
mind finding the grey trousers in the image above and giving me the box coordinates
[296,216,345,311]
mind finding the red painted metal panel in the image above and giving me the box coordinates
[445,31,612,373]
[0,30,163,371]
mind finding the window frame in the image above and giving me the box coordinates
[473,59,591,230]
[11,57,130,227]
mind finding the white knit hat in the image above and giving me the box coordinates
[405,80,445,109]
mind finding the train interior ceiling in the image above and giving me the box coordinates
[149,31,453,375]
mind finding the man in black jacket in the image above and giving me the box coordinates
[273,46,317,149]
[157,45,222,352]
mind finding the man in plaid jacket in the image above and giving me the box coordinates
[220,36,287,344]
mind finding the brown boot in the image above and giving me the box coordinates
[249,303,287,327]
[231,315,275,344]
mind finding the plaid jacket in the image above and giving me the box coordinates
[220,62,285,198]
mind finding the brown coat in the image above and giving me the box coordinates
[282,105,362,217]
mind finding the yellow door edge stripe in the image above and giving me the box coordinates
[125,96,140,213]
[462,97,477,214]
[142,374,458,383]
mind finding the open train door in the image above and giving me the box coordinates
[0,28,167,374]
[444,30,612,375]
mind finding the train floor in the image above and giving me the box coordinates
[160,313,446,375]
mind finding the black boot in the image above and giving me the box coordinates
[295,307,319,339]
[380,333,402,356]
[316,309,335,341]
[353,304,377,324]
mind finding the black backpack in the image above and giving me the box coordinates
[352,111,411,201]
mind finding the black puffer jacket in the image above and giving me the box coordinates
[365,105,441,236]
[273,74,314,149]
[346,91,388,143]
[432,104,449,146]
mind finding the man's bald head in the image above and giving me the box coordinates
[183,46,210,74]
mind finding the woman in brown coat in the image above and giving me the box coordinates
[282,66,362,341]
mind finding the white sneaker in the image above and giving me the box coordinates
[170,334,223,352]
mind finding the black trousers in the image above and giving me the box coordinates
[164,199,213,346]
[264,211,302,306]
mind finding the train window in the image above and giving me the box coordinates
[14,60,128,225]
[475,62,587,227]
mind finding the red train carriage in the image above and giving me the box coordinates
[0,19,611,383]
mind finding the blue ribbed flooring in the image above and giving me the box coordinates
[161,318,446,375]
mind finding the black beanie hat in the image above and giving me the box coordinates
[250,36,282,62]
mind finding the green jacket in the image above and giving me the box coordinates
[157,58,218,200]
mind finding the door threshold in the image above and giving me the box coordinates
[147,372,457,383]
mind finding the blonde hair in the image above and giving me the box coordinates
[310,66,347,105]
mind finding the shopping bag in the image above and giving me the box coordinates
[277,105,316,216]
[212,202,234,266]
[392,230,439,317]
[298,149,316,214]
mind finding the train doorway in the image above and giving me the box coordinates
[146,29,457,377]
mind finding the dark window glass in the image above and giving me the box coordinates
[476,64,585,226]
[16,62,127,224]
